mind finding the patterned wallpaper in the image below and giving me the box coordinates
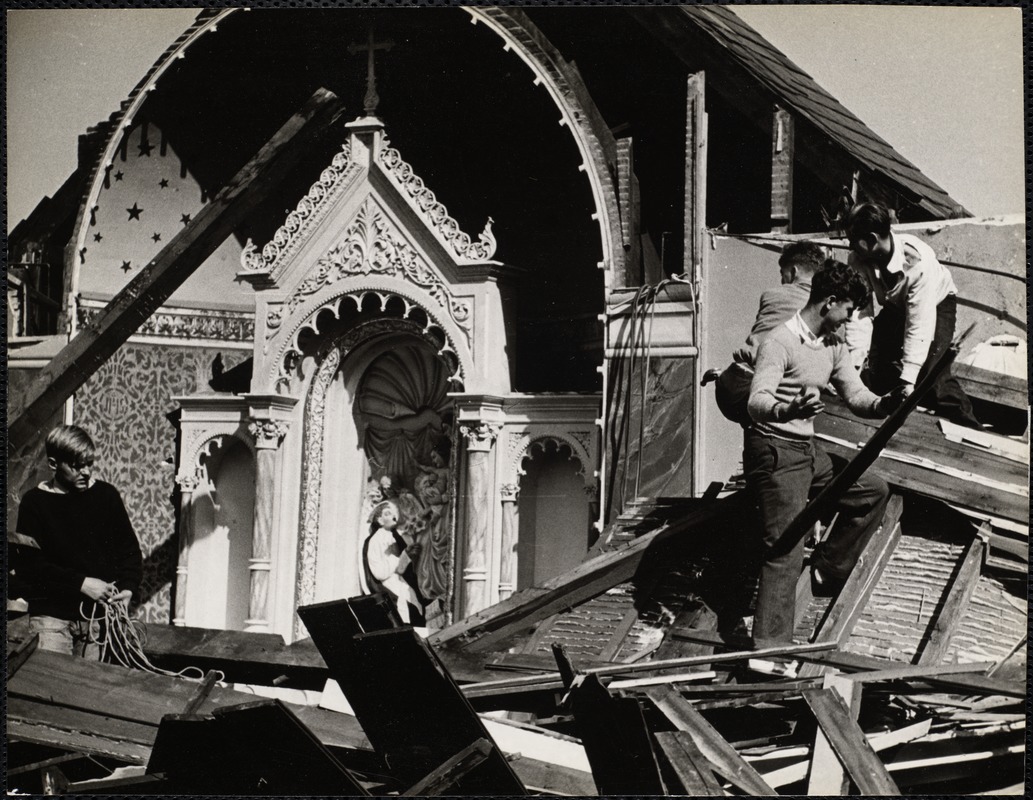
[75,342,250,623]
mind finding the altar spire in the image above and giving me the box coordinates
[347,27,394,117]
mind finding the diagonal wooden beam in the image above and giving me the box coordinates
[8,88,347,455]
[806,674,860,795]
[916,534,984,666]
[645,685,776,796]
[802,687,901,795]
[401,739,493,797]
[654,731,725,795]
[429,491,742,652]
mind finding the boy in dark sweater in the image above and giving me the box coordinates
[15,425,142,658]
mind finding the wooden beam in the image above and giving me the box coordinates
[806,674,859,795]
[654,731,725,795]
[7,88,347,455]
[567,674,666,795]
[798,495,904,679]
[400,739,493,796]
[684,70,707,284]
[181,670,220,716]
[7,633,39,679]
[802,688,901,795]
[917,535,985,666]
[645,685,776,795]
[428,491,742,652]
[770,105,795,232]
[844,661,993,683]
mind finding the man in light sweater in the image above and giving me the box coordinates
[746,260,906,647]
[707,240,827,425]
[845,202,979,427]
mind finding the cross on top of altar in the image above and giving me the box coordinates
[347,27,395,117]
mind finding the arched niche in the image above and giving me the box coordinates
[295,318,457,634]
[184,435,255,630]
[516,437,593,590]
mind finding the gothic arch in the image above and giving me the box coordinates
[507,432,594,490]
[68,8,622,320]
[294,317,457,631]
[177,429,254,490]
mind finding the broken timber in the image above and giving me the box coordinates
[298,598,527,795]
[8,88,348,455]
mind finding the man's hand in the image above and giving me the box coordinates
[781,387,825,421]
[81,577,117,603]
[110,590,133,605]
[877,384,912,416]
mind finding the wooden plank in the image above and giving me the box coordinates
[7,88,347,454]
[795,648,1024,697]
[917,535,985,666]
[7,632,38,679]
[298,599,527,795]
[181,670,220,715]
[954,361,1027,410]
[684,70,707,282]
[430,491,742,653]
[845,661,994,683]
[806,674,859,795]
[567,674,666,795]
[654,731,724,795]
[597,605,641,661]
[798,495,903,679]
[645,685,776,795]
[7,752,87,778]
[803,688,900,795]
[401,739,492,796]
[7,718,153,765]
[770,105,795,232]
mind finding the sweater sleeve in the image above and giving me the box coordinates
[15,492,87,598]
[830,344,884,419]
[106,485,143,598]
[899,263,939,384]
[748,338,790,423]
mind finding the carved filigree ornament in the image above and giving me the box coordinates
[241,142,359,274]
[379,146,496,261]
[460,422,502,451]
[267,199,471,339]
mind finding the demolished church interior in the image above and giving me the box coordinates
[6,7,1027,795]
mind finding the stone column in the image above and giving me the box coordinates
[459,422,500,616]
[172,470,200,627]
[245,418,289,632]
[498,483,520,601]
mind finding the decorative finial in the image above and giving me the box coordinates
[347,27,395,117]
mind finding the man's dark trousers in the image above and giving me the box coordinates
[744,428,889,646]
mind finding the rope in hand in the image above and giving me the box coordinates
[81,600,220,683]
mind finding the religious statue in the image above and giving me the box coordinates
[412,446,451,603]
[360,500,425,625]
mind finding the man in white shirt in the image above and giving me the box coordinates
[845,202,979,428]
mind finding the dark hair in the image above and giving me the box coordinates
[809,259,870,308]
[778,241,826,274]
[845,202,892,240]
[45,425,95,464]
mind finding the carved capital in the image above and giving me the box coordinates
[460,422,501,452]
[175,469,203,493]
[248,418,290,449]
[499,483,520,502]
[583,483,600,502]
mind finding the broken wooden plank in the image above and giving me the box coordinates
[8,88,347,455]
[844,661,994,683]
[7,632,38,679]
[953,361,1027,410]
[645,685,776,795]
[806,673,859,795]
[148,700,370,795]
[917,534,985,666]
[401,739,492,796]
[654,730,724,795]
[803,687,901,795]
[299,599,527,794]
[567,673,666,795]
[429,491,743,652]
[797,495,904,681]
[180,670,220,715]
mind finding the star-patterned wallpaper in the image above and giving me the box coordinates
[79,120,251,309]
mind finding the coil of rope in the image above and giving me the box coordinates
[82,600,219,683]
